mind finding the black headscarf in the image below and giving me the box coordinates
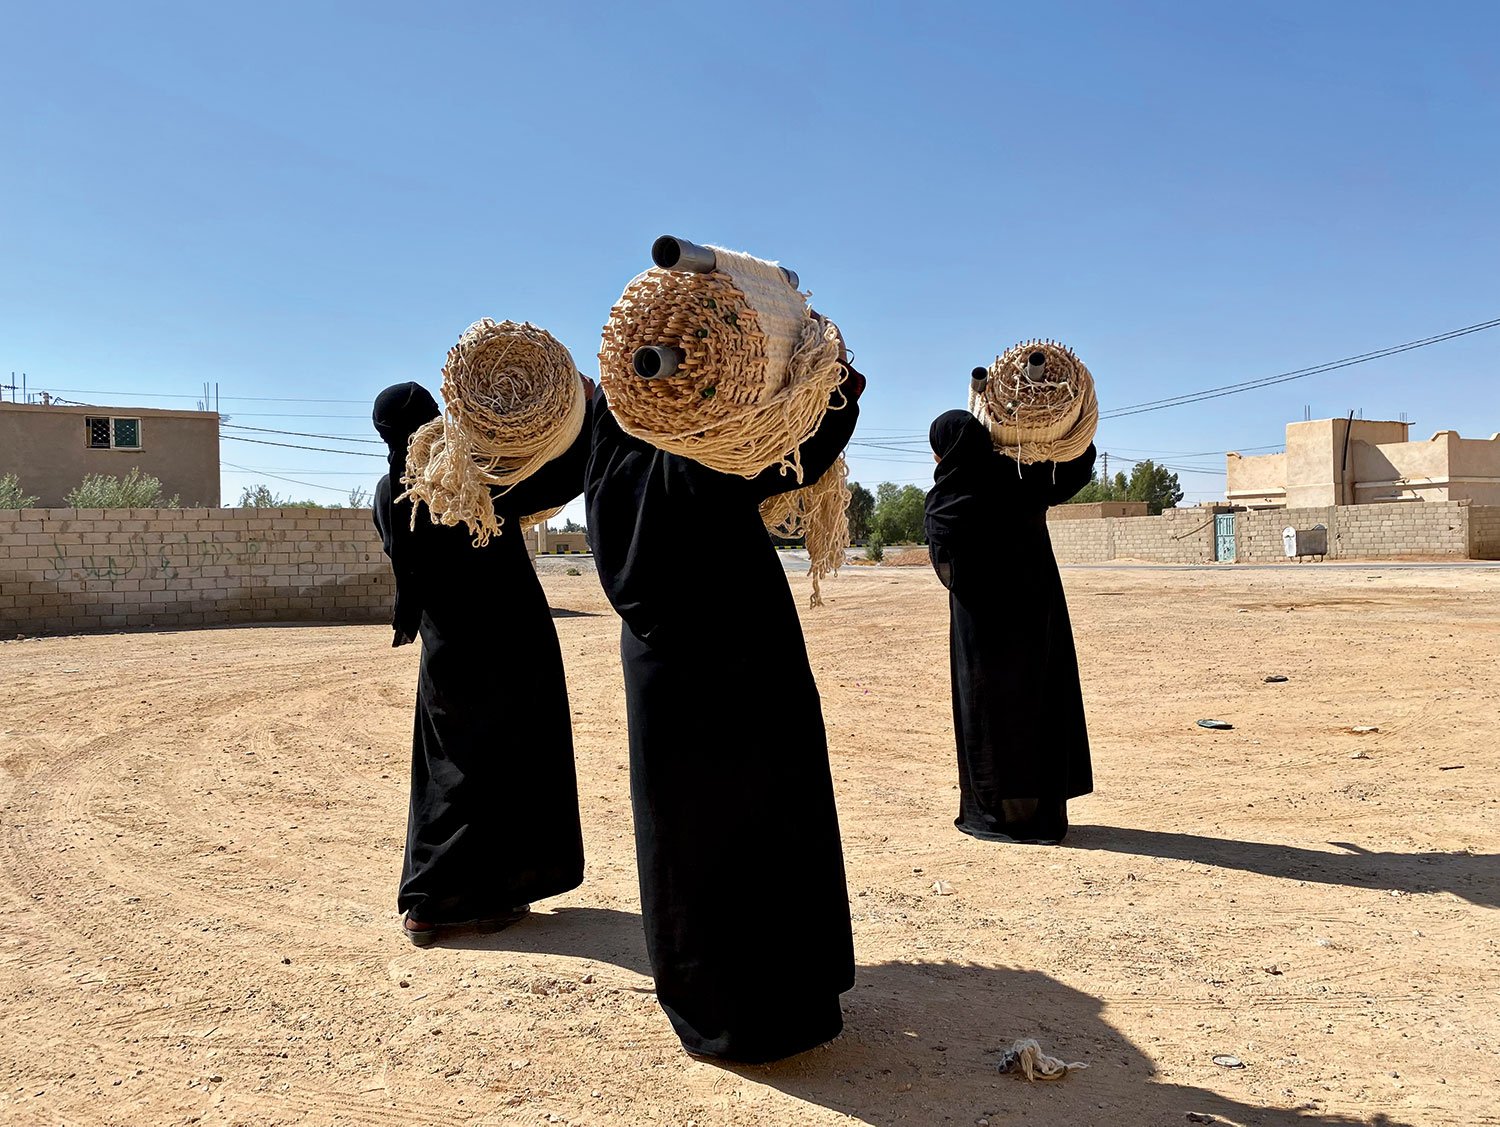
[373,382,441,483]
[372,383,440,644]
[924,409,997,550]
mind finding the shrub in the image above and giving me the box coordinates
[65,469,178,508]
[865,535,885,563]
[0,473,38,508]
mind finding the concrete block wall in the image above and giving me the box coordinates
[0,508,393,636]
[1235,506,1336,562]
[1235,501,1473,561]
[1335,501,1469,558]
[1046,507,1217,565]
[1111,507,1218,564]
[1046,501,1492,565]
[1467,506,1500,559]
[1044,514,1114,563]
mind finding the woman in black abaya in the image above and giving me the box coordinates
[584,366,864,1063]
[372,380,591,945]
[924,409,1095,844]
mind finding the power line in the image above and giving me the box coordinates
[219,434,384,457]
[39,387,368,404]
[1101,316,1500,419]
[221,422,383,444]
[219,412,372,419]
[219,461,361,497]
[216,467,378,475]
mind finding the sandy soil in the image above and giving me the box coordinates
[1,565,1496,1127]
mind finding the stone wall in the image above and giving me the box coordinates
[0,508,392,636]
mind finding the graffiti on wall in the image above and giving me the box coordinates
[38,532,374,585]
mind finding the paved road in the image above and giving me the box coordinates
[545,550,1500,575]
[1062,560,1500,571]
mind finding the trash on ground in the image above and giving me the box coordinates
[995,1038,1087,1081]
[1197,719,1234,730]
[1211,1054,1245,1069]
[1263,675,1288,683]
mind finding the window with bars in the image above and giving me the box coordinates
[84,416,143,449]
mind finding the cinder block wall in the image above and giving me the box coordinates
[1466,506,1500,559]
[1235,501,1473,561]
[1047,508,1216,564]
[1111,508,1218,564]
[1045,501,1486,566]
[0,508,393,636]
[1235,506,1336,561]
[1044,515,1114,563]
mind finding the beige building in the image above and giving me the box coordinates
[0,401,220,507]
[1049,501,1150,520]
[1226,417,1500,509]
[529,525,589,555]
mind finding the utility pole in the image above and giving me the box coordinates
[1100,451,1108,482]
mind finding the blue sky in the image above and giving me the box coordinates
[3,1,1496,521]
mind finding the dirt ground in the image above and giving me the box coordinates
[1,564,1496,1127]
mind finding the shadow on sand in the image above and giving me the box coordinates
[1065,824,1499,909]
[447,907,1409,1127]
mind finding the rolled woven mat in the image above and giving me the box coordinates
[403,319,586,546]
[970,339,1098,464]
[599,244,852,605]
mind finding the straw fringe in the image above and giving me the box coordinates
[970,339,1098,464]
[403,319,585,546]
[599,248,851,604]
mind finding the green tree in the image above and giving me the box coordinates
[0,473,38,508]
[237,485,325,508]
[66,468,179,508]
[1068,470,1128,504]
[846,481,874,541]
[872,482,926,544]
[561,518,586,533]
[1125,460,1183,515]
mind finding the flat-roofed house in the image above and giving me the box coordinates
[0,401,220,507]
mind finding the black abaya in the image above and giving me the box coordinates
[924,410,1096,844]
[584,376,861,1063]
[372,382,589,923]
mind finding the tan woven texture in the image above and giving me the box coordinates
[403,319,585,545]
[599,246,851,604]
[970,339,1098,464]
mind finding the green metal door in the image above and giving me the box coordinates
[1215,513,1236,562]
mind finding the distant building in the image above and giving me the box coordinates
[1049,501,1150,520]
[529,524,589,555]
[0,401,220,507]
[1226,418,1500,509]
